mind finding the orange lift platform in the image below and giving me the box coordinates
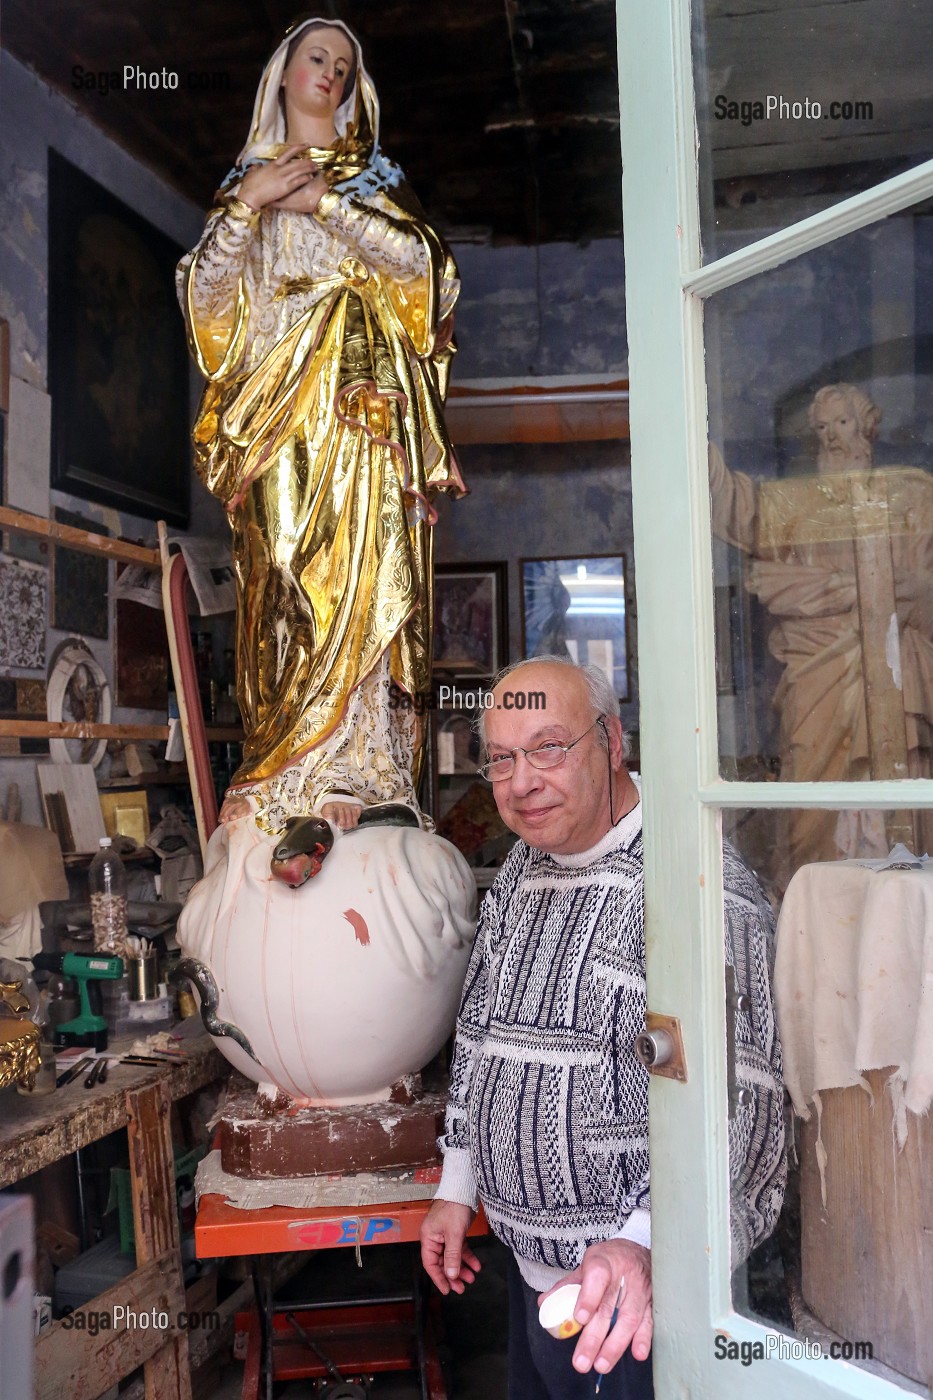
[197,1175,487,1399]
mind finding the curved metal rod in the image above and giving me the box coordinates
[170,957,258,1062]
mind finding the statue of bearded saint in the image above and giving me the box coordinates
[177,17,465,873]
[173,20,475,1107]
[711,383,933,874]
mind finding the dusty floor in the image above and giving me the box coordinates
[208,1235,510,1398]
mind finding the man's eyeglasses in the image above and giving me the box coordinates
[478,717,606,783]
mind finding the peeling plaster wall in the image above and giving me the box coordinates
[432,439,638,736]
[438,238,636,731]
[452,239,627,380]
[0,51,223,825]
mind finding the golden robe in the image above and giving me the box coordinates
[178,153,463,832]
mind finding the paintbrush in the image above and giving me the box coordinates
[83,1057,110,1088]
[56,1057,92,1088]
[594,1282,624,1395]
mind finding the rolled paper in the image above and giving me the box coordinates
[538,1282,583,1340]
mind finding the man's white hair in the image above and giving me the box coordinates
[477,654,632,760]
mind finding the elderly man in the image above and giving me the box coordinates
[420,656,785,1400]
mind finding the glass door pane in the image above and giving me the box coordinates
[724,804,933,1389]
[707,198,933,859]
[617,0,933,1394]
[693,0,933,261]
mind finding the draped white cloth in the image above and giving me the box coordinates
[774,858,933,1152]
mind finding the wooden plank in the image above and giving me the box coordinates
[445,381,629,444]
[119,1259,311,1400]
[0,719,170,741]
[159,532,218,858]
[37,763,106,854]
[126,1081,192,1400]
[0,505,160,567]
[123,1307,238,1400]
[800,1069,933,1384]
[35,1253,182,1400]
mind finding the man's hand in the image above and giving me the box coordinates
[539,1239,652,1377]
[419,1198,481,1296]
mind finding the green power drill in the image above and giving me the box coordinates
[31,951,124,1051]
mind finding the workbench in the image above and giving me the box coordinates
[0,1031,227,1400]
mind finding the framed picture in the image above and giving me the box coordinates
[48,150,190,526]
[521,554,630,701]
[52,507,109,640]
[433,562,508,677]
[99,790,150,845]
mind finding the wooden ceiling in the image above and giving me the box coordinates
[4,1,932,245]
[2,0,624,244]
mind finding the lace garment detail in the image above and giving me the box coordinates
[175,207,256,324]
[316,191,428,283]
[237,653,429,835]
[179,196,430,373]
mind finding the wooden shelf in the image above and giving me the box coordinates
[97,768,192,789]
[0,505,160,568]
[62,847,157,867]
[0,720,169,741]
[1,1033,228,1400]
[204,725,244,743]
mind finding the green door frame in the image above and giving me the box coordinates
[615,1,933,1395]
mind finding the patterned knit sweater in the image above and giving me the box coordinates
[438,803,786,1290]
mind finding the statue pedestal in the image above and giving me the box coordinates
[217,1084,446,1179]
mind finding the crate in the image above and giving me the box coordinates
[54,1235,134,1314]
[108,1144,205,1255]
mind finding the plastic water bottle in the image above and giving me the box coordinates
[89,838,129,958]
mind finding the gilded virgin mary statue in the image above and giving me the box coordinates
[175,21,475,1108]
[178,17,465,837]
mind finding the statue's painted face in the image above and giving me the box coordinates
[281,26,355,124]
[812,392,866,471]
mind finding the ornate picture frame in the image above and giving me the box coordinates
[432,562,508,678]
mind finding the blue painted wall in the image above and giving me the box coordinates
[438,238,634,731]
[452,239,627,379]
